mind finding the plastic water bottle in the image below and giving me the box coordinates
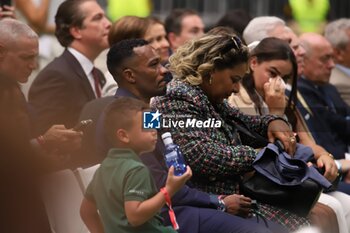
[161,132,187,176]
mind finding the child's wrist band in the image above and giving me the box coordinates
[160,187,179,230]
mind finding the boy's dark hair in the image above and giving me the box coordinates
[104,97,149,146]
[164,8,199,36]
[107,38,149,83]
[55,0,91,47]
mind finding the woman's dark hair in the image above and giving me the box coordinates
[242,37,298,129]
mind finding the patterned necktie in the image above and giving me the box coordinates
[91,67,101,98]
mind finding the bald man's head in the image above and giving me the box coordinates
[299,33,326,56]
[299,33,335,85]
[0,19,38,83]
[0,19,38,47]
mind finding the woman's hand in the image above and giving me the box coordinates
[316,154,338,182]
[267,119,296,155]
[263,77,286,116]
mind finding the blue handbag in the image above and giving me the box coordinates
[240,142,332,217]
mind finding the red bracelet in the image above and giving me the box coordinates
[160,187,179,230]
[36,135,45,146]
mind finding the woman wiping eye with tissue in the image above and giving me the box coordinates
[228,37,296,118]
[228,37,339,184]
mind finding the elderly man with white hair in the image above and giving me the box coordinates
[243,16,305,76]
[240,16,350,233]
[243,16,286,45]
[325,18,350,106]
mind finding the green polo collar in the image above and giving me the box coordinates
[107,148,141,161]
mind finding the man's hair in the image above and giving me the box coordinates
[243,16,286,45]
[325,18,350,50]
[104,97,149,145]
[216,9,252,38]
[169,32,248,85]
[0,19,38,47]
[164,8,199,36]
[55,0,91,47]
[107,38,149,83]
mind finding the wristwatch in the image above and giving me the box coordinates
[217,198,226,212]
[334,160,342,173]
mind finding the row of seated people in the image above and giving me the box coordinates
[76,35,340,232]
[0,3,204,232]
[76,15,347,233]
[2,1,350,229]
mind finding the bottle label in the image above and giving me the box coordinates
[166,150,177,159]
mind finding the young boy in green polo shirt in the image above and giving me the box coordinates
[80,97,192,233]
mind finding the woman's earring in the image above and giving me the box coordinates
[209,76,212,85]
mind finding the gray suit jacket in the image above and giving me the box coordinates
[28,49,105,135]
[330,65,350,106]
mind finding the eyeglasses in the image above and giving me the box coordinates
[220,35,243,55]
[231,36,243,50]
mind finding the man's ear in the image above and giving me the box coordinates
[123,68,136,84]
[116,129,130,143]
[332,47,343,63]
[69,26,83,40]
[167,32,177,49]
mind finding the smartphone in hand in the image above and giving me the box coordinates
[0,0,12,8]
[73,119,93,132]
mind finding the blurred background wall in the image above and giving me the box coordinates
[150,0,350,30]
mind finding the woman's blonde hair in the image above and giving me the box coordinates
[169,33,249,85]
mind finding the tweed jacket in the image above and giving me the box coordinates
[152,79,279,195]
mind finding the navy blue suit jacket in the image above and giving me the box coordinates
[297,77,350,159]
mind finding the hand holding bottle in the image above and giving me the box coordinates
[165,166,192,197]
[162,132,188,176]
